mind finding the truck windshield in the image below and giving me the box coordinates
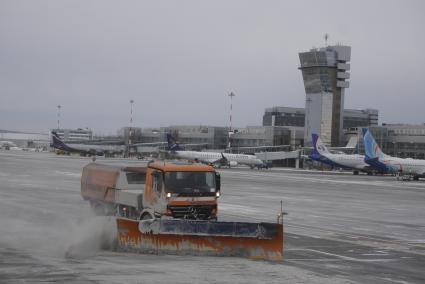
[164,171,216,194]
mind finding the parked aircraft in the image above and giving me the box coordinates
[362,128,425,180]
[303,135,358,153]
[50,131,124,156]
[310,133,372,174]
[0,141,22,151]
[166,134,266,168]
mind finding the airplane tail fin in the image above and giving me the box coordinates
[362,128,384,159]
[312,133,330,156]
[166,133,184,151]
[50,131,67,150]
[345,136,358,149]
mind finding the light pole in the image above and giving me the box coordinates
[228,92,235,133]
[228,92,235,149]
[128,100,134,157]
[57,105,62,130]
[130,99,134,128]
[324,33,329,46]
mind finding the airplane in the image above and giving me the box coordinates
[302,135,358,153]
[166,134,266,169]
[0,141,22,151]
[310,133,373,175]
[362,128,425,180]
[50,131,125,156]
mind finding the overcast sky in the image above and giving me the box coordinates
[1,0,424,135]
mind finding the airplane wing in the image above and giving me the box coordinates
[204,158,223,164]
[201,153,228,166]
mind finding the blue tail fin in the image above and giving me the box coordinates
[309,133,330,164]
[362,128,384,159]
[51,131,98,155]
[50,131,71,151]
[312,133,330,155]
[311,134,320,156]
[166,133,184,151]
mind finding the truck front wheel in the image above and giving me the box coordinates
[140,212,154,220]
[89,201,105,216]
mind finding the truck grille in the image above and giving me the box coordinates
[168,205,215,220]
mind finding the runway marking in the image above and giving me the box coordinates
[54,171,80,177]
[287,249,393,262]
[380,278,413,284]
[285,224,425,255]
[224,170,425,190]
[219,203,263,215]
[408,240,425,243]
[19,183,39,188]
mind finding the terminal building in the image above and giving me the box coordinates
[263,106,379,140]
[343,109,379,129]
[347,124,425,159]
[299,45,351,147]
[230,126,290,149]
[138,125,302,152]
[162,126,228,150]
[138,126,229,151]
[51,128,93,141]
[230,126,303,152]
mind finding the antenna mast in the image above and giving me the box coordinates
[324,33,329,46]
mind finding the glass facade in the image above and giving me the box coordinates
[262,107,305,127]
[347,126,425,159]
[321,93,333,143]
[263,107,379,132]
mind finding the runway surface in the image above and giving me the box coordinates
[0,151,424,283]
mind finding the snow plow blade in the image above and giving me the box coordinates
[116,218,283,261]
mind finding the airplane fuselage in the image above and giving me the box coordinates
[365,155,425,176]
[326,153,369,171]
[173,150,264,167]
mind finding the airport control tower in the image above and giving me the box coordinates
[299,45,351,147]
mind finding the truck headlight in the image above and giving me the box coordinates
[166,192,172,198]
[216,191,221,198]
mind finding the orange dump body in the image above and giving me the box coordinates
[81,163,146,203]
[116,218,284,261]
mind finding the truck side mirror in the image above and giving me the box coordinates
[215,172,221,191]
[152,171,163,193]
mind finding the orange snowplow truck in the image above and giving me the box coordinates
[81,161,220,220]
[81,161,284,261]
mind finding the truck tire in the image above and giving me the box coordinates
[140,212,154,220]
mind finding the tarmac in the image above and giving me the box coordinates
[0,151,424,283]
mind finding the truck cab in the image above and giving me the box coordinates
[81,161,220,220]
[144,161,220,220]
